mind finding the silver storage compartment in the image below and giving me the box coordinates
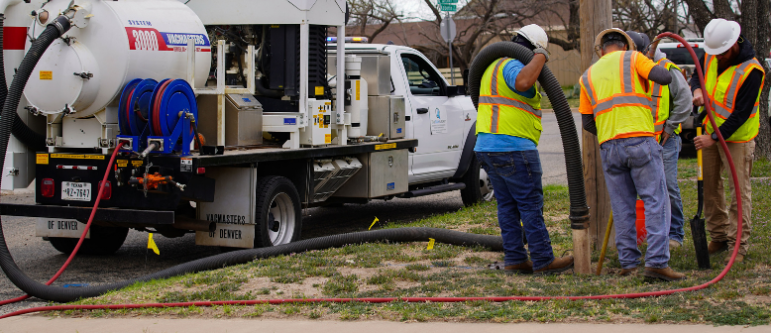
[328,54,391,96]
[225,94,263,147]
[332,150,408,198]
[368,96,405,139]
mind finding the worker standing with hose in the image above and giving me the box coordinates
[626,31,693,249]
[580,29,685,281]
[692,19,765,263]
[475,24,574,275]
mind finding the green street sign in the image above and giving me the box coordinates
[439,4,457,11]
[438,0,459,4]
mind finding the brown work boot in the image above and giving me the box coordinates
[669,240,681,249]
[708,241,728,255]
[504,261,534,275]
[618,267,638,276]
[724,254,745,264]
[643,267,686,282]
[534,256,574,275]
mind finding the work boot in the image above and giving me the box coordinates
[708,241,728,255]
[724,254,745,264]
[504,261,533,275]
[669,240,681,249]
[534,256,574,275]
[643,267,686,282]
[618,267,637,276]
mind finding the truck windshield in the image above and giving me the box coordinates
[660,48,706,66]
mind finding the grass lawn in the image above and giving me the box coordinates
[55,158,771,325]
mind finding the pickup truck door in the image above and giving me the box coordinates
[397,51,464,182]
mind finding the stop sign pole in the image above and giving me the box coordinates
[439,0,457,85]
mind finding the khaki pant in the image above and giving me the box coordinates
[702,140,754,255]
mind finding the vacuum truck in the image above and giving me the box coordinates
[0,0,487,253]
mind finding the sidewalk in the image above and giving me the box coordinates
[1,317,769,333]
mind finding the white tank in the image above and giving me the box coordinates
[24,0,211,118]
[344,56,369,138]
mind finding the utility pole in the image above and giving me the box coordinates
[577,0,613,275]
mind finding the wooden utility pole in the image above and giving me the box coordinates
[576,0,613,275]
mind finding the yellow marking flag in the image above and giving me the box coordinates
[147,233,160,255]
[427,238,435,250]
[369,217,380,230]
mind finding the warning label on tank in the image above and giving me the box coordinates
[39,71,52,80]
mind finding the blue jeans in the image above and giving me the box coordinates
[600,137,671,269]
[476,151,555,270]
[662,134,685,243]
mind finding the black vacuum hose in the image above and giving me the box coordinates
[0,15,46,152]
[3,226,501,303]
[468,42,590,229]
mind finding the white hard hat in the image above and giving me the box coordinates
[516,24,549,49]
[703,18,741,55]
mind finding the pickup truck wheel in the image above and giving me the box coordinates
[254,176,302,248]
[460,155,495,206]
[48,225,129,256]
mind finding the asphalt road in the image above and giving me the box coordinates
[0,112,582,315]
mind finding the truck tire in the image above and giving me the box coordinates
[460,154,495,206]
[48,225,129,256]
[254,175,302,248]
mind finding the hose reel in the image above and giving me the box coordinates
[117,78,198,156]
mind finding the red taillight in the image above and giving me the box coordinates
[41,178,55,198]
[98,181,112,200]
[196,167,206,175]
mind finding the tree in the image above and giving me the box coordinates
[612,0,685,37]
[347,0,404,42]
[417,0,578,73]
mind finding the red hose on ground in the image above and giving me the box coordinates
[0,142,125,308]
[0,33,746,319]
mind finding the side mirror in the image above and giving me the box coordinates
[446,85,466,97]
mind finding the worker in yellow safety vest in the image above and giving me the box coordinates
[475,24,574,276]
[627,31,693,250]
[691,19,766,263]
[580,28,686,281]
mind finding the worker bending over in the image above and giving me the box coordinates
[476,24,574,275]
[692,19,765,263]
[627,31,693,249]
[580,29,685,281]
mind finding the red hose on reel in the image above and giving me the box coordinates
[0,33,746,319]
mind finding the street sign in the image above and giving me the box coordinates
[437,0,459,3]
[439,4,456,11]
[440,17,457,43]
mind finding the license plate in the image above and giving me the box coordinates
[61,182,92,201]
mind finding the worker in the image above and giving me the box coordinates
[580,29,685,281]
[626,31,693,249]
[691,19,765,263]
[476,24,574,275]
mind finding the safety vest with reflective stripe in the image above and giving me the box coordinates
[702,56,766,143]
[650,58,683,141]
[476,58,543,145]
[580,51,654,144]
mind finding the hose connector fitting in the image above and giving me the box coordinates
[569,206,591,230]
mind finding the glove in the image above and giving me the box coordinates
[533,48,550,63]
